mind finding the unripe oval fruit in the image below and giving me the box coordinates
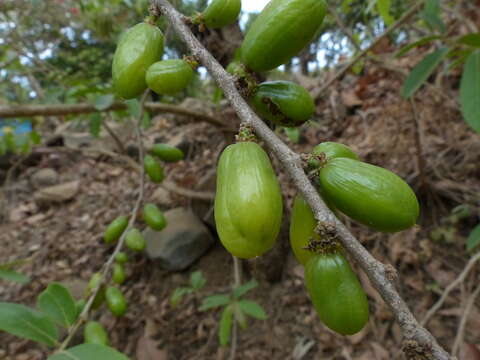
[305,252,369,335]
[125,228,146,252]
[214,142,283,258]
[115,252,129,264]
[313,142,358,162]
[104,216,128,244]
[112,22,164,99]
[150,143,184,162]
[75,299,86,318]
[202,0,241,29]
[143,203,167,231]
[319,158,420,232]
[84,321,109,345]
[86,273,105,309]
[241,0,326,72]
[289,195,318,265]
[144,155,164,183]
[146,59,193,95]
[251,81,315,127]
[105,286,128,317]
[112,263,126,285]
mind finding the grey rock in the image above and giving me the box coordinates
[150,187,172,209]
[144,207,214,271]
[31,168,59,189]
[34,180,80,204]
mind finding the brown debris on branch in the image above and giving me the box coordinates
[153,0,452,359]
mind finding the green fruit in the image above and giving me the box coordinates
[150,143,184,162]
[112,263,126,285]
[305,252,369,335]
[289,195,318,265]
[115,252,129,264]
[84,321,109,345]
[214,142,283,258]
[104,216,129,244]
[105,286,128,317]
[251,81,315,127]
[143,203,167,231]
[313,142,358,162]
[75,299,86,318]
[87,273,105,309]
[146,59,194,95]
[144,155,164,183]
[112,22,164,99]
[240,0,326,72]
[125,228,146,252]
[202,0,241,28]
[319,158,420,232]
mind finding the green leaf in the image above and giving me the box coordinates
[0,302,58,346]
[48,344,129,360]
[376,0,394,26]
[199,295,231,311]
[237,300,267,320]
[30,131,41,145]
[401,47,449,98]
[125,99,140,118]
[395,35,443,58]
[37,283,77,327]
[421,0,446,33]
[283,127,300,144]
[89,113,102,138]
[232,302,248,329]
[460,50,480,133]
[0,269,30,284]
[466,224,480,251]
[141,112,151,129]
[0,138,7,156]
[93,94,115,111]
[233,279,258,299]
[457,33,480,48]
[219,305,233,347]
[190,271,206,291]
[170,287,191,308]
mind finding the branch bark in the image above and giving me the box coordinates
[154,1,452,359]
[0,102,227,128]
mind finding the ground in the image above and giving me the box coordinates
[0,61,479,360]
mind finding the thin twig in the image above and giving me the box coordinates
[410,97,426,187]
[154,1,451,358]
[451,283,480,355]
[421,251,480,327]
[229,256,241,360]
[0,102,228,129]
[328,4,360,51]
[102,114,127,154]
[56,90,150,352]
[312,0,426,99]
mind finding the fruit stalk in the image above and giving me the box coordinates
[153,1,452,358]
[56,90,150,352]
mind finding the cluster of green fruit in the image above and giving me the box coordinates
[216,139,419,335]
[110,0,419,339]
[80,144,184,344]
